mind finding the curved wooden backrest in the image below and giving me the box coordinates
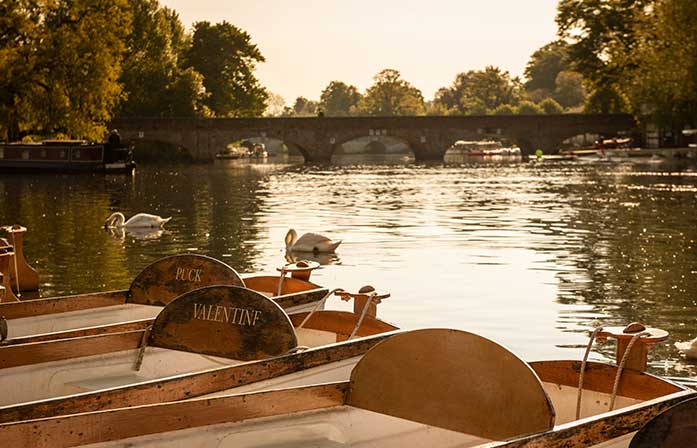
[149,286,297,361]
[290,311,398,340]
[127,254,244,306]
[347,328,555,441]
[629,396,697,448]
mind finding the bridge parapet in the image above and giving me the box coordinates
[111,114,637,163]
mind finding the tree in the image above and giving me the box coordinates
[318,81,361,116]
[264,92,286,117]
[434,66,522,115]
[359,69,425,116]
[538,98,564,114]
[0,0,43,140]
[185,21,268,117]
[627,0,697,129]
[0,0,131,141]
[119,1,207,117]
[553,71,585,109]
[492,104,516,115]
[556,0,649,113]
[517,101,543,115]
[287,97,318,116]
[524,41,570,93]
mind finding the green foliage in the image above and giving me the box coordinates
[119,1,206,118]
[626,0,697,128]
[434,66,522,115]
[284,97,318,116]
[556,0,648,113]
[517,101,544,115]
[319,81,361,116]
[264,92,286,117]
[359,69,425,116]
[492,104,516,115]
[538,98,564,114]
[524,41,570,92]
[0,0,130,141]
[553,71,585,108]
[185,21,268,117]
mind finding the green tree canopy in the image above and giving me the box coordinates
[517,101,544,115]
[185,21,268,117]
[524,41,570,93]
[0,0,130,141]
[434,66,522,115]
[118,1,207,117]
[627,0,697,128]
[282,97,318,116]
[556,0,649,113]
[318,81,361,116]
[359,69,425,116]
[538,98,564,114]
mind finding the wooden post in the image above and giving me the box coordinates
[2,225,39,292]
[598,323,668,371]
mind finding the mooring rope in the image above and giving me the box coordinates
[297,288,345,330]
[576,326,604,420]
[348,292,377,340]
[275,267,288,297]
[609,331,651,411]
[9,231,20,298]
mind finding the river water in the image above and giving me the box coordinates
[1,153,696,385]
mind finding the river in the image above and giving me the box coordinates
[1,153,696,385]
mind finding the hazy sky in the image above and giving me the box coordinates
[161,0,560,105]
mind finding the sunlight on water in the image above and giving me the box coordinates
[1,154,696,382]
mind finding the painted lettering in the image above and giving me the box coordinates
[191,303,263,326]
[175,267,203,282]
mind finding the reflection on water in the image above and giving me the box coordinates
[1,154,696,382]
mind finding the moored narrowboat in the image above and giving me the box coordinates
[0,137,134,173]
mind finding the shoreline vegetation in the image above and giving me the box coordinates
[1,0,695,148]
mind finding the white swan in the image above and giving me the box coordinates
[104,212,171,229]
[285,229,341,253]
[675,337,697,361]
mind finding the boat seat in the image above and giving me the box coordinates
[347,329,555,441]
[66,373,146,392]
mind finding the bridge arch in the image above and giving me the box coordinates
[112,114,638,163]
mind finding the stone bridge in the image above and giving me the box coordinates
[111,114,638,162]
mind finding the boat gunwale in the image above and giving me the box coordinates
[0,330,399,424]
[483,388,696,448]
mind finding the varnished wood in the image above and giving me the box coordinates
[0,382,349,448]
[347,329,555,440]
[0,319,152,346]
[1,225,39,292]
[149,285,297,361]
[498,390,695,447]
[598,325,669,371]
[0,287,324,346]
[529,360,684,401]
[0,330,144,368]
[0,251,19,302]
[290,310,398,340]
[0,290,127,319]
[629,396,697,448]
[127,253,244,306]
[0,331,397,424]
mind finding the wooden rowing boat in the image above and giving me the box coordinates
[3,325,691,447]
[0,284,397,418]
[0,254,328,344]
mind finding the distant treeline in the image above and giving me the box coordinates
[1,0,695,142]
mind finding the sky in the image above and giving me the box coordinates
[160,0,560,105]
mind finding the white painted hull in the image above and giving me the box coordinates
[0,328,351,407]
[6,304,160,339]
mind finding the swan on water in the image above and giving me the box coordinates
[285,229,341,253]
[104,212,171,229]
[675,337,697,361]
